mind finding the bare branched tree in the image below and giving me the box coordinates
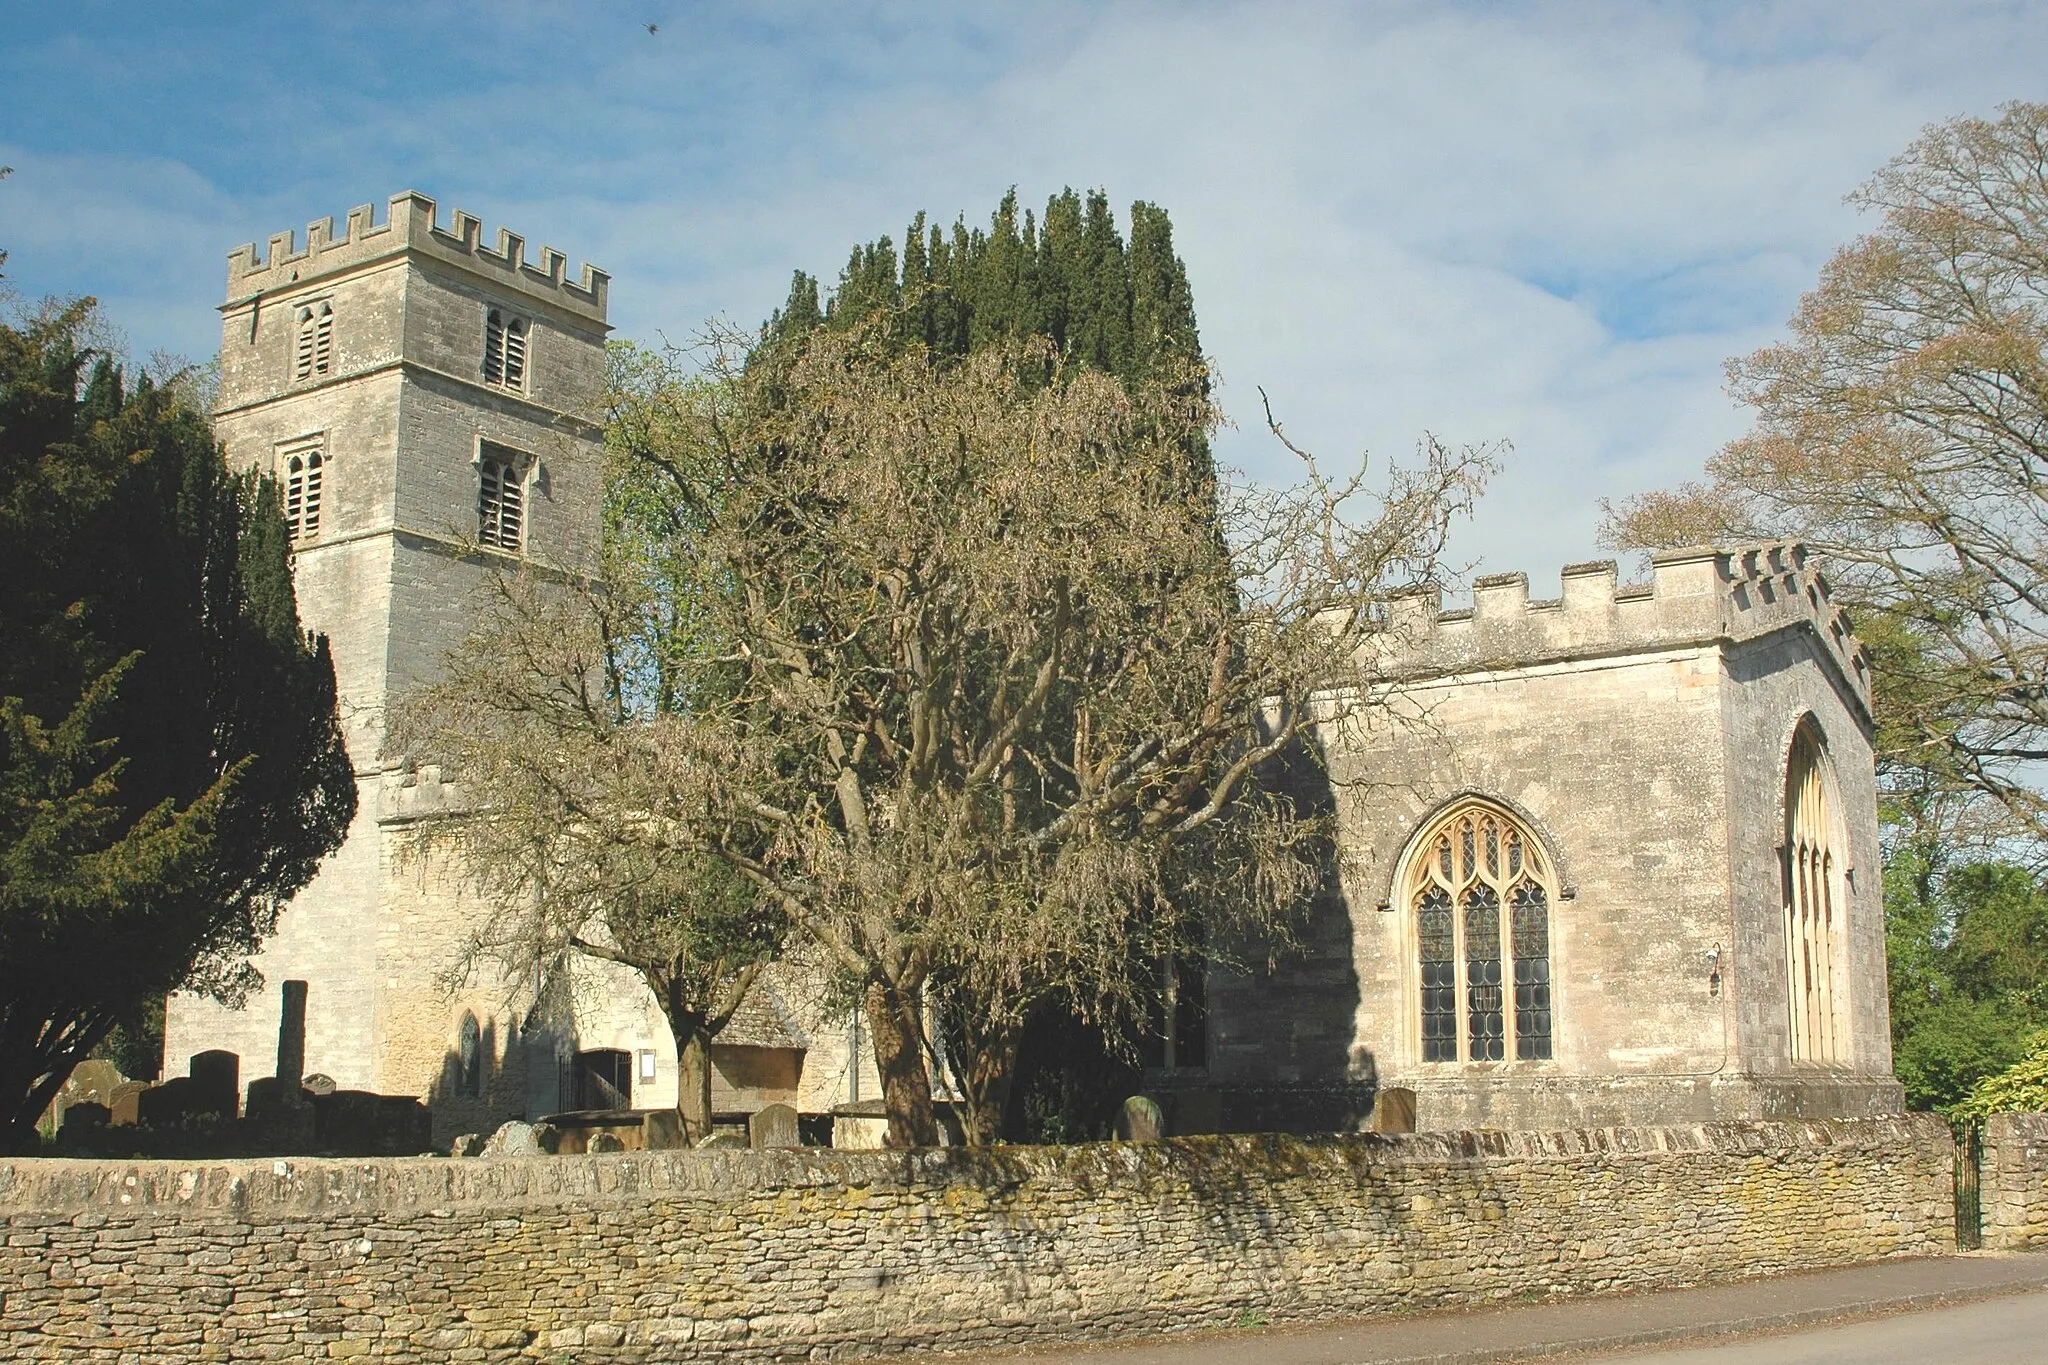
[1604,101,2048,854]
[405,323,1491,1147]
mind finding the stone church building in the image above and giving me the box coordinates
[165,194,1902,1141]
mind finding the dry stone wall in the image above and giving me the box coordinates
[1984,1112,2048,1251]
[0,1115,1953,1363]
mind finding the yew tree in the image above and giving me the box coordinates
[0,302,354,1150]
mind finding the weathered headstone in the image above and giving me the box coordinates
[276,979,308,1093]
[60,1101,109,1133]
[137,1076,194,1128]
[376,1096,432,1155]
[108,1081,146,1127]
[301,1073,338,1096]
[189,1050,239,1118]
[643,1110,685,1151]
[749,1103,800,1150]
[480,1120,545,1157]
[449,1132,485,1157]
[1372,1087,1417,1135]
[831,1100,888,1150]
[696,1131,747,1150]
[588,1131,625,1153]
[1117,1094,1165,1142]
[314,1090,382,1154]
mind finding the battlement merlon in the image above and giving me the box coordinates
[221,191,609,324]
[1378,541,1873,723]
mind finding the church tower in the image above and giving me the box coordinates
[163,194,609,1132]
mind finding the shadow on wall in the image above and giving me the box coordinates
[432,1012,531,1144]
[1203,730,1377,1133]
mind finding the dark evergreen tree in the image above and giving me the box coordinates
[0,301,355,1149]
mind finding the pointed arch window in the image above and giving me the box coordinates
[456,1012,482,1099]
[282,440,324,542]
[1785,722,1848,1063]
[293,300,333,380]
[483,308,529,391]
[1405,801,1556,1063]
[477,442,525,551]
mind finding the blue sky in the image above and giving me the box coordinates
[4,0,2046,588]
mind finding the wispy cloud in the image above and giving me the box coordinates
[2,0,2042,587]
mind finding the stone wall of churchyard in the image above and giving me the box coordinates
[1984,1112,2048,1251]
[0,1115,1954,1364]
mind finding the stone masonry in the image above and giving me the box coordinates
[1209,543,1901,1131]
[1984,1111,2048,1251]
[0,1115,1954,1362]
[162,194,610,1139]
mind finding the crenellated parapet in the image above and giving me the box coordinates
[223,191,608,321]
[1383,542,1871,718]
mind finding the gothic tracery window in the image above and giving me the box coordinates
[1406,801,1555,1063]
[483,308,528,390]
[477,443,525,551]
[293,301,333,380]
[1784,723,1847,1063]
[282,443,323,541]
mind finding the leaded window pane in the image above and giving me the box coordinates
[1417,887,1458,1062]
[1511,880,1552,1059]
[1463,884,1504,1061]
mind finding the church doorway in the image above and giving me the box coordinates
[572,1048,632,1111]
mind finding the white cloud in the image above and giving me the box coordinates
[7,0,2046,592]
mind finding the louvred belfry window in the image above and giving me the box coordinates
[1784,723,1848,1063]
[293,301,333,380]
[282,445,323,542]
[478,445,525,551]
[483,309,529,390]
[1406,801,1556,1063]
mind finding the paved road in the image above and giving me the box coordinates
[927,1254,2048,1365]
[1598,1289,2048,1362]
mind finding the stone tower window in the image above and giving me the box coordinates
[281,441,324,542]
[1405,800,1556,1063]
[483,308,529,391]
[293,301,333,380]
[477,443,526,551]
[1784,721,1848,1063]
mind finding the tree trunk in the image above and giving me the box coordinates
[668,1018,715,1144]
[866,982,940,1148]
[959,1023,1019,1147]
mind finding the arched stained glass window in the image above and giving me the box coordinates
[457,1012,482,1099]
[1405,801,1557,1063]
[1784,722,1847,1063]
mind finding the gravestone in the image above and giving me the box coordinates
[376,1096,432,1154]
[481,1120,546,1157]
[1117,1095,1165,1142]
[108,1081,146,1126]
[749,1103,800,1150]
[588,1131,625,1153]
[301,1073,338,1096]
[189,1050,239,1118]
[314,1090,382,1154]
[449,1132,485,1157]
[1372,1087,1417,1135]
[60,1101,109,1134]
[696,1131,747,1150]
[276,980,308,1093]
[138,1076,194,1128]
[643,1110,685,1151]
